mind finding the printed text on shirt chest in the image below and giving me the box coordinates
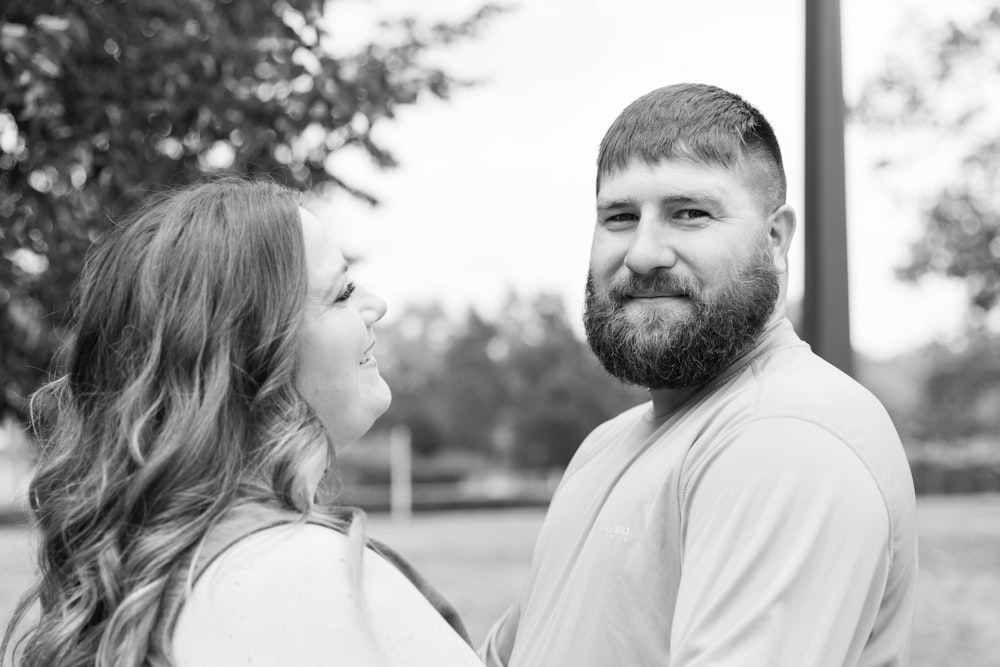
[599,523,632,542]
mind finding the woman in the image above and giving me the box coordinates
[3,177,483,666]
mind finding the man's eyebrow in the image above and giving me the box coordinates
[596,197,638,211]
[596,191,724,211]
[660,192,723,207]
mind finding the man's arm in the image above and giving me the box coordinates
[671,418,891,666]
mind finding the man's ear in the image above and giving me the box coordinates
[766,204,796,275]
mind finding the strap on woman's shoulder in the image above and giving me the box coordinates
[305,509,472,646]
[308,507,472,646]
[159,503,471,649]
[366,536,472,646]
[190,503,306,582]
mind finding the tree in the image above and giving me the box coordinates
[913,334,1000,442]
[853,3,1000,326]
[373,301,456,456]
[437,309,511,454]
[372,293,648,468]
[0,0,502,419]
[496,293,647,468]
[854,4,1000,448]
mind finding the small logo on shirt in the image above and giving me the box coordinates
[600,524,631,543]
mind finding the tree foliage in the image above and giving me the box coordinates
[853,3,1000,324]
[0,0,501,419]
[374,293,648,468]
[914,333,1000,441]
[854,5,1000,448]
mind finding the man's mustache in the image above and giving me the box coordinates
[605,272,702,305]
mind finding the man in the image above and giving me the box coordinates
[482,84,917,666]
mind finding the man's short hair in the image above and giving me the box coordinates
[597,83,786,212]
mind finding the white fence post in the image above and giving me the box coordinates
[389,424,412,520]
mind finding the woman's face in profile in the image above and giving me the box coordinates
[294,207,392,447]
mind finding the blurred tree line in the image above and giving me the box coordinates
[5,0,1000,484]
[0,0,501,420]
[854,1,1000,490]
[372,293,647,470]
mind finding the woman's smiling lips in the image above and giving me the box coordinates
[360,339,377,366]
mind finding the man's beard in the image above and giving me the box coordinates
[583,242,779,390]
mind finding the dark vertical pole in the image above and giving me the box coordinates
[804,0,854,376]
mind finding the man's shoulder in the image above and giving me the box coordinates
[748,343,893,427]
[689,342,907,479]
[700,344,914,515]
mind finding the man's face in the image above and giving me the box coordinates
[584,157,780,389]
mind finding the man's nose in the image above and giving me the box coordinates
[623,217,677,275]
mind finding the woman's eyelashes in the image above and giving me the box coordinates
[334,282,356,304]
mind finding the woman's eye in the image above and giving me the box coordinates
[334,282,356,303]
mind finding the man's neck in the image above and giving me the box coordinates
[648,385,702,419]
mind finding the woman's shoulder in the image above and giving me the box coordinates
[172,521,480,666]
[198,520,357,590]
[172,522,370,665]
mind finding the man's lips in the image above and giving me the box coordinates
[617,293,692,309]
[625,292,688,299]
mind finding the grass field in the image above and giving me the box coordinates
[2,495,998,665]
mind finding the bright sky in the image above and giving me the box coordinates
[316,0,980,360]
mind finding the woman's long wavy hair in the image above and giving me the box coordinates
[3,177,343,666]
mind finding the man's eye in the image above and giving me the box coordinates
[334,282,356,303]
[602,212,638,226]
[676,209,710,221]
